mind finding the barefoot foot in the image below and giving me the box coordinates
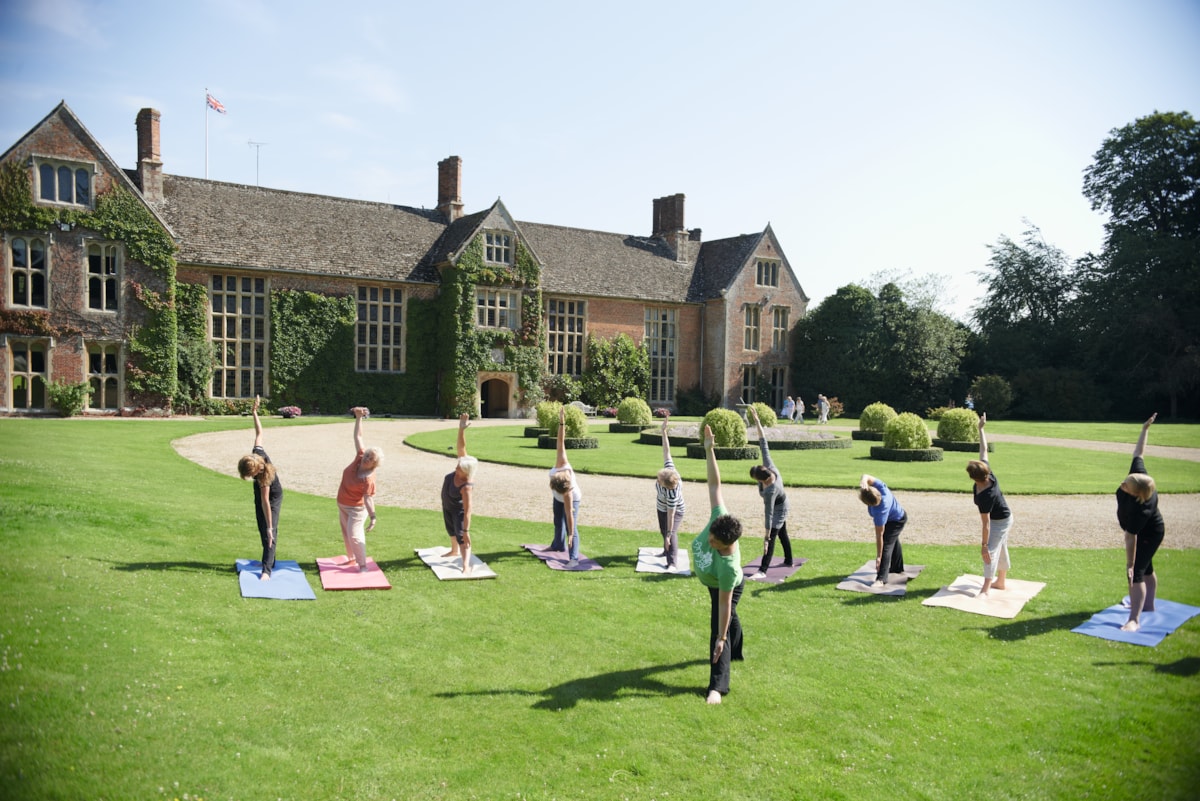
[1120,619,1141,632]
[706,690,722,705]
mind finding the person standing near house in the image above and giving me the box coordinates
[966,413,1014,598]
[654,414,686,569]
[1116,414,1165,632]
[691,424,745,705]
[858,473,908,587]
[747,405,793,579]
[780,396,795,424]
[549,405,583,567]
[237,395,283,581]
[794,395,804,424]
[441,413,479,574]
[337,407,383,571]
[817,394,830,424]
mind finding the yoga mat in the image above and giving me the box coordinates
[634,546,691,576]
[836,559,925,596]
[1071,598,1200,647]
[922,574,1045,618]
[235,559,316,600]
[520,544,602,572]
[414,546,497,580]
[315,556,392,590]
[743,556,808,584]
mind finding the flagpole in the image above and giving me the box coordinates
[204,88,209,179]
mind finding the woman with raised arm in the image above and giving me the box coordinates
[441,413,479,574]
[858,473,908,588]
[237,395,283,581]
[336,407,383,572]
[1116,414,1164,632]
[654,414,686,569]
[747,405,792,579]
[548,405,583,567]
[966,413,1013,598]
[690,424,745,705]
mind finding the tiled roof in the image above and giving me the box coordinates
[692,233,763,299]
[156,175,445,283]
[518,222,701,304]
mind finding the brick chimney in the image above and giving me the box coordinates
[652,193,687,261]
[437,156,463,223]
[135,108,163,202]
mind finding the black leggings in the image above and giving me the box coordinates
[1131,524,1165,583]
[761,522,793,568]
[707,583,745,695]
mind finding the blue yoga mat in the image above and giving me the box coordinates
[235,559,317,600]
[1071,598,1200,647]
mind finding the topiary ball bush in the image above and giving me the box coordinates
[702,408,748,448]
[616,396,653,426]
[883,412,932,449]
[535,401,562,431]
[860,402,898,433]
[750,402,777,428]
[936,408,980,443]
[554,403,589,439]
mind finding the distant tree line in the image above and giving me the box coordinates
[791,110,1200,420]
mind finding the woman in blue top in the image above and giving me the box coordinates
[237,396,283,581]
[1116,414,1164,632]
[965,413,1013,598]
[747,405,793,578]
[654,415,686,569]
[858,473,907,587]
[690,425,745,705]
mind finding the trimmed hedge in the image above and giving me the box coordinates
[609,423,650,434]
[685,444,760,460]
[932,439,994,453]
[524,426,549,438]
[870,446,944,462]
[850,431,884,441]
[764,437,852,450]
[537,435,599,450]
[638,431,699,447]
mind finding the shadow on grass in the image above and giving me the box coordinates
[748,573,845,597]
[102,558,229,575]
[979,610,1095,641]
[1093,656,1200,677]
[435,659,707,710]
[837,586,941,605]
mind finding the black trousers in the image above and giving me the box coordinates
[876,513,907,582]
[707,582,745,695]
[761,521,793,568]
[255,499,281,575]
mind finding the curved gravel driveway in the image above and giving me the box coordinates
[173,417,1200,550]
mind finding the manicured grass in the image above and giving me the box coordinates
[1,419,1198,800]
[407,425,1200,494]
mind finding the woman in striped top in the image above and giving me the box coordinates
[655,415,686,569]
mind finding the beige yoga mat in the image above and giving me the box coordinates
[634,546,691,576]
[414,546,497,580]
[922,574,1045,618]
[836,560,926,596]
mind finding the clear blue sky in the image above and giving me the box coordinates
[2,0,1197,320]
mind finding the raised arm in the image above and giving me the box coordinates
[704,424,723,509]
[860,473,877,490]
[251,394,265,448]
[977,413,988,462]
[748,405,766,442]
[457,412,470,458]
[661,414,672,463]
[352,406,366,453]
[555,405,570,469]
[1131,413,1156,460]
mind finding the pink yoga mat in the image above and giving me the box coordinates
[521,544,602,571]
[743,557,808,583]
[316,556,392,590]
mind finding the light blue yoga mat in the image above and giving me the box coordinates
[235,559,317,600]
[1071,598,1200,647]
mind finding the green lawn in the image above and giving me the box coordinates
[406,424,1200,494]
[1,419,1198,800]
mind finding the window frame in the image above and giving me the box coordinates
[87,341,122,410]
[743,304,761,351]
[741,363,758,405]
[356,284,406,374]
[484,231,513,265]
[34,158,94,209]
[7,235,50,310]
[645,306,678,405]
[86,241,121,313]
[208,273,269,400]
[476,288,521,330]
[6,336,51,411]
[755,259,780,288]
[546,297,587,377]
[771,306,789,351]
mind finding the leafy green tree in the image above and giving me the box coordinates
[580,333,649,409]
[1078,110,1200,417]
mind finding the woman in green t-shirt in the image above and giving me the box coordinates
[689,425,746,705]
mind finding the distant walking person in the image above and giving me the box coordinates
[817,394,830,424]
[337,407,383,571]
[794,395,804,424]
[237,395,282,581]
[859,473,907,587]
[442,413,479,574]
[654,415,686,569]
[1116,414,1165,632]
[780,396,795,424]
[747,405,793,578]
[966,413,1013,597]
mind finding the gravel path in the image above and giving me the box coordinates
[173,418,1200,550]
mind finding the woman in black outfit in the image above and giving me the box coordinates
[1116,414,1164,632]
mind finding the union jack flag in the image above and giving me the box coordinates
[206,93,227,114]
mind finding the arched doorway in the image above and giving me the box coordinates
[477,371,518,418]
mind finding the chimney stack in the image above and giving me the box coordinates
[652,193,687,261]
[135,108,163,202]
[437,156,464,223]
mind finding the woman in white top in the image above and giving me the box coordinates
[654,414,686,568]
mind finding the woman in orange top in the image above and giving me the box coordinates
[337,406,383,571]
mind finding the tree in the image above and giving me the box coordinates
[579,333,649,409]
[1078,111,1200,417]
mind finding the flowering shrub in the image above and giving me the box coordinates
[653,407,670,418]
[279,405,302,419]
[600,407,618,418]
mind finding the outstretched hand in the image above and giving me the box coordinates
[703,424,715,449]
[1145,413,1157,427]
[978,412,986,429]
[459,412,470,428]
[253,394,261,414]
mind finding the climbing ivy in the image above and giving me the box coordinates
[437,235,545,416]
[269,289,357,403]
